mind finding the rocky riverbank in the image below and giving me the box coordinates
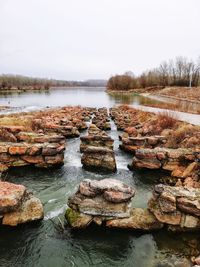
[110,105,200,187]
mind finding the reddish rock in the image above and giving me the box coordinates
[124,127,137,137]
[45,154,64,165]
[21,155,44,164]
[27,145,42,156]
[9,145,28,155]
[103,190,135,203]
[1,125,25,134]
[0,182,26,214]
[132,158,161,169]
[182,162,198,178]
[2,195,44,226]
[42,144,59,156]
[0,153,17,163]
[0,163,9,173]
[0,144,8,153]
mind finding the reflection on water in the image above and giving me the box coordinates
[0,87,163,110]
[107,91,161,107]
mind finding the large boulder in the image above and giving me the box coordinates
[2,194,44,226]
[0,181,26,214]
[0,181,44,226]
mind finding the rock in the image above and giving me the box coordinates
[106,208,163,231]
[0,143,9,153]
[124,127,137,137]
[0,129,17,142]
[0,163,9,172]
[81,146,116,172]
[21,155,45,164]
[80,135,114,152]
[171,166,186,178]
[42,144,60,156]
[68,193,132,218]
[148,198,182,225]
[8,144,28,155]
[68,179,135,220]
[181,214,199,228]
[158,191,176,213]
[132,157,161,169]
[103,190,134,203]
[2,194,44,226]
[163,161,180,171]
[65,208,92,229]
[44,154,64,166]
[79,178,135,203]
[177,198,200,217]
[0,182,26,214]
[148,184,200,229]
[194,256,200,265]
[182,162,198,178]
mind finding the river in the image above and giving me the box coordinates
[0,87,199,267]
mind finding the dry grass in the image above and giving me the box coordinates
[166,123,200,148]
[158,87,200,102]
[0,116,34,131]
[142,101,200,114]
[156,111,178,129]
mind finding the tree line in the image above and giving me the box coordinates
[0,75,106,90]
[107,56,200,91]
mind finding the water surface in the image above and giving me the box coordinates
[0,88,199,267]
[0,87,200,125]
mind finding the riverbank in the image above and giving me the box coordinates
[107,86,200,114]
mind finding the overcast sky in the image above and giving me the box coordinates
[0,0,199,80]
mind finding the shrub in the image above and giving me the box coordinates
[156,111,178,129]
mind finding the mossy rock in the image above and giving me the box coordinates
[65,208,80,226]
[65,208,92,229]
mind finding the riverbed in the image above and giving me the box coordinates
[0,87,199,267]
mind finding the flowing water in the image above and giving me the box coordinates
[0,87,200,267]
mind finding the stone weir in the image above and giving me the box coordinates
[65,179,163,231]
[80,124,116,172]
[31,106,94,138]
[129,147,200,180]
[92,107,111,130]
[65,179,200,233]
[0,181,43,226]
[148,184,200,231]
[120,136,167,154]
[0,131,66,173]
